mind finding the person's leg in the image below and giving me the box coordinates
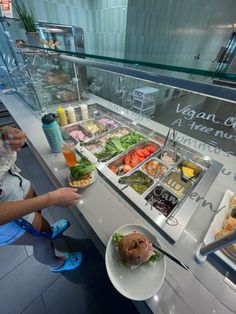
[11,232,65,269]
[32,212,52,232]
[24,183,51,230]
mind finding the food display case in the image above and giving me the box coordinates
[61,104,222,242]
[0,18,88,110]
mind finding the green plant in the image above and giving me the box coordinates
[13,0,37,33]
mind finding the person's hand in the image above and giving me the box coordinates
[48,188,81,207]
[3,127,26,151]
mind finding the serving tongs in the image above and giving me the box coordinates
[179,164,187,182]
[78,136,86,152]
[118,178,149,185]
[98,153,117,162]
[161,128,177,161]
[152,242,189,271]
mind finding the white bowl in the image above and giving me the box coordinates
[105,224,166,301]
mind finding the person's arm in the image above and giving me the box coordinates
[0,188,80,225]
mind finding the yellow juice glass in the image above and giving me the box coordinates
[61,142,77,167]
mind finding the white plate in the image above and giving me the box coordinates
[203,189,236,271]
[68,169,97,189]
[105,224,166,301]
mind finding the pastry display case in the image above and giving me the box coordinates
[0,17,88,110]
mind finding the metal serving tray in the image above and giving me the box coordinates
[107,140,161,176]
[61,122,94,144]
[99,134,222,242]
[73,105,222,242]
[95,115,122,130]
[120,169,155,195]
[84,126,132,153]
[95,131,147,163]
[80,119,108,136]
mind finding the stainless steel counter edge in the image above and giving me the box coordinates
[1,91,235,314]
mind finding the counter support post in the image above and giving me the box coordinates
[195,230,236,263]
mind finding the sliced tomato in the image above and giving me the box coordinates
[130,156,138,167]
[123,164,133,173]
[136,149,146,158]
[142,149,151,157]
[132,153,139,160]
[146,146,157,153]
[137,156,145,162]
[110,166,117,174]
[124,155,132,164]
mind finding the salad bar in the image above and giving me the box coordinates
[61,107,222,242]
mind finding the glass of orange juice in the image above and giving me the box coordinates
[61,142,77,167]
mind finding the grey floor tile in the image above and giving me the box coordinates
[63,221,88,239]
[42,246,138,314]
[25,245,33,257]
[19,168,32,181]
[48,205,77,225]
[42,247,104,314]
[0,256,60,314]
[31,174,55,195]
[42,275,95,314]
[60,222,92,252]
[87,293,139,314]
[18,147,32,158]
[26,162,45,178]
[18,157,39,171]
[15,158,24,169]
[0,245,28,279]
[22,296,47,314]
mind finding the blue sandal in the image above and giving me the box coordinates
[50,252,83,272]
[51,219,71,239]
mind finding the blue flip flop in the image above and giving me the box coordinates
[50,252,83,272]
[51,219,71,240]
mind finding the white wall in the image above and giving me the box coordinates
[125,0,236,71]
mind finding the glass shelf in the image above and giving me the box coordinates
[21,43,236,82]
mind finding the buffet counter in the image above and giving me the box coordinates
[1,91,235,314]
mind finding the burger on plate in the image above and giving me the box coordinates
[112,231,161,267]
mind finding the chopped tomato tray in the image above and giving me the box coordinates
[109,144,160,176]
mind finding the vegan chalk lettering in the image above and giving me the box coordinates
[171,117,236,142]
[176,103,236,129]
[176,104,220,124]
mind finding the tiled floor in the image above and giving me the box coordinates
[0,146,139,314]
